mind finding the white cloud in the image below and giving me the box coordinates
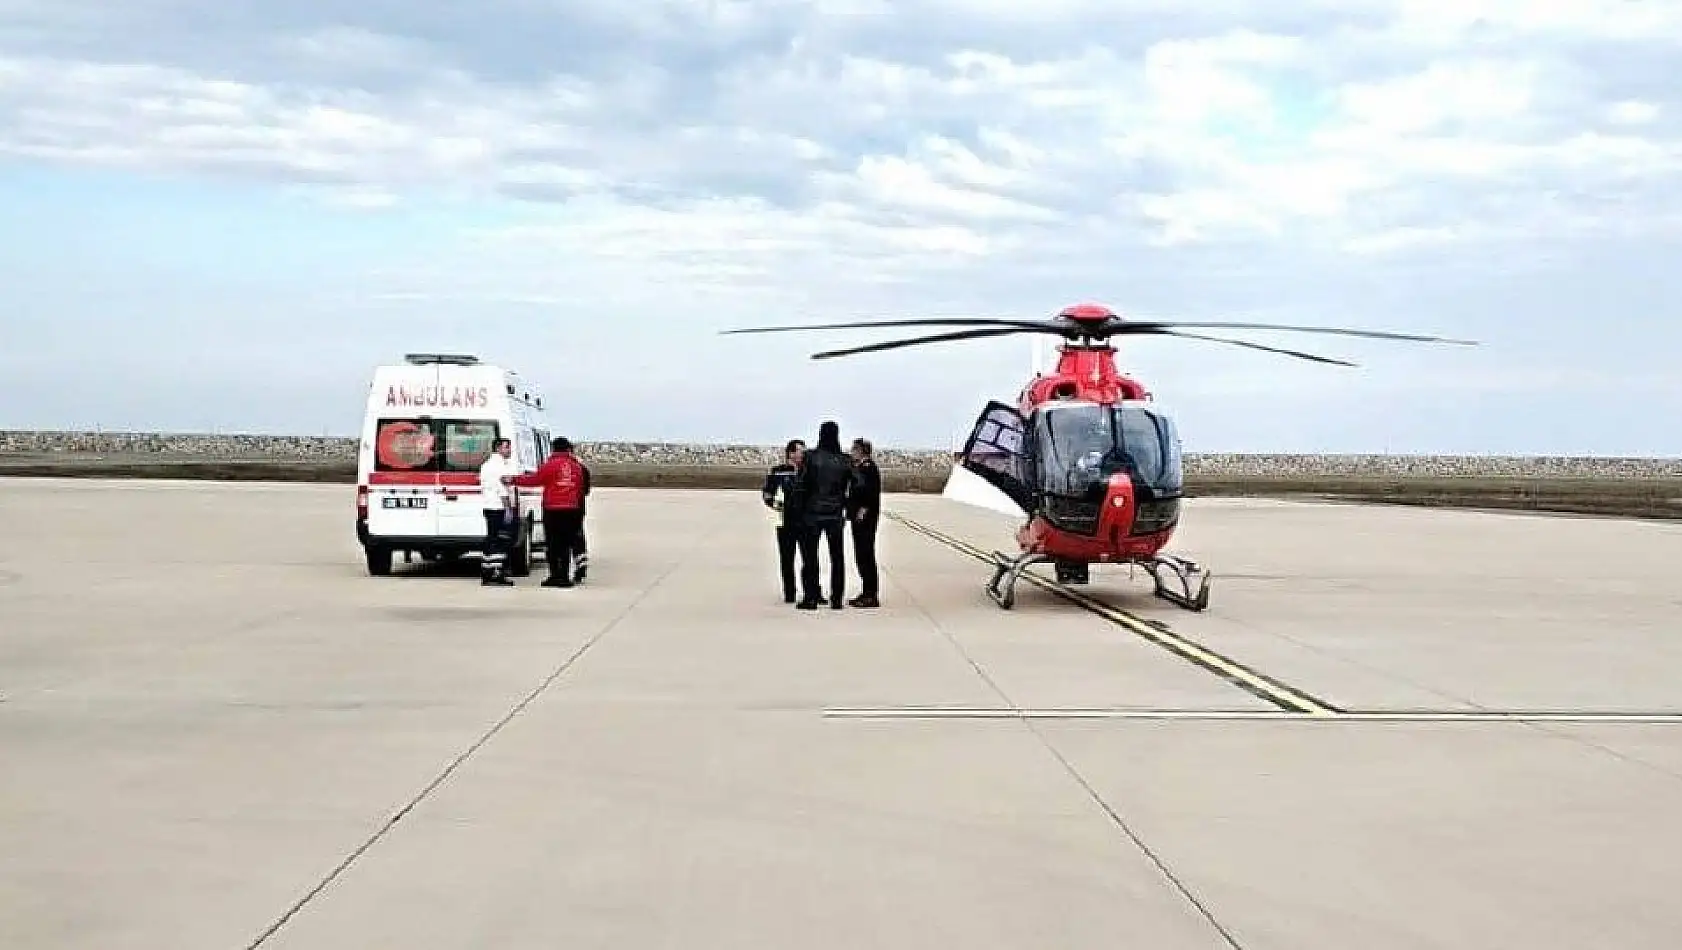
[3,0,1682,452]
[1142,30,1303,126]
[1381,0,1682,44]
[3,7,1676,255]
[1609,100,1661,126]
[1331,59,1539,136]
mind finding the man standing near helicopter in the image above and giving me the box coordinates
[761,438,807,603]
[793,420,854,610]
[845,437,881,608]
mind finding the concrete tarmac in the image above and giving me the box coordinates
[2,477,1681,949]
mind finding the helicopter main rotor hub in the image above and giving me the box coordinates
[1058,303,1116,325]
[1054,303,1125,343]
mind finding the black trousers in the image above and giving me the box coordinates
[542,508,584,581]
[574,504,589,577]
[482,509,514,579]
[775,524,799,600]
[851,515,879,596]
[798,519,845,605]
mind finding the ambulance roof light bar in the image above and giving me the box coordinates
[403,353,481,366]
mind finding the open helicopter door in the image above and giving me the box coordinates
[943,401,1036,517]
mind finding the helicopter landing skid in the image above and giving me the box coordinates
[984,550,1052,610]
[983,550,1211,612]
[1147,554,1212,612]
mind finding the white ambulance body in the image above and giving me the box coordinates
[354,353,553,576]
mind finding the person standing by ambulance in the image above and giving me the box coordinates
[477,438,518,586]
[573,457,591,583]
[512,436,587,587]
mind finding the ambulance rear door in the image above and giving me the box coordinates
[432,415,503,540]
[366,406,443,540]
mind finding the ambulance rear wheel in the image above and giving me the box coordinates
[364,544,392,576]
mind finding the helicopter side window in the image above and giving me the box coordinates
[966,408,1028,483]
[1156,412,1184,492]
[1113,406,1183,494]
[956,401,1039,513]
[1117,410,1163,485]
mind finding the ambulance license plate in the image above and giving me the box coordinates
[382,497,428,509]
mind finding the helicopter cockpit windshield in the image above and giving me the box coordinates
[1030,400,1183,499]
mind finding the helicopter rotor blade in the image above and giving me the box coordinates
[1123,321,1477,345]
[809,326,1046,360]
[1147,329,1359,366]
[721,317,1051,335]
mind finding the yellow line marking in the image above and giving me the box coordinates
[887,510,1339,717]
[823,708,1682,722]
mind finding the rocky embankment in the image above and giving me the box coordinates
[3,430,1680,477]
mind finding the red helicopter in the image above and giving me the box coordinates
[723,304,1476,611]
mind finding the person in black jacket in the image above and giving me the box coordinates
[761,439,806,602]
[794,420,854,610]
[845,437,882,607]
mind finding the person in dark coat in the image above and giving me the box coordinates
[761,439,806,602]
[845,437,882,607]
[794,420,854,610]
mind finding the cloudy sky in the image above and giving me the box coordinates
[2,0,1679,455]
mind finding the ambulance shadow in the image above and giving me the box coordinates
[384,553,486,579]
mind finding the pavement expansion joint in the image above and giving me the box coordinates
[239,537,695,950]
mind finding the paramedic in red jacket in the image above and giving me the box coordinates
[512,436,587,587]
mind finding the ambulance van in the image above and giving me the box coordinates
[354,353,553,576]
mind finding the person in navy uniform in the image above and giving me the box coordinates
[761,439,806,602]
[845,437,882,608]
